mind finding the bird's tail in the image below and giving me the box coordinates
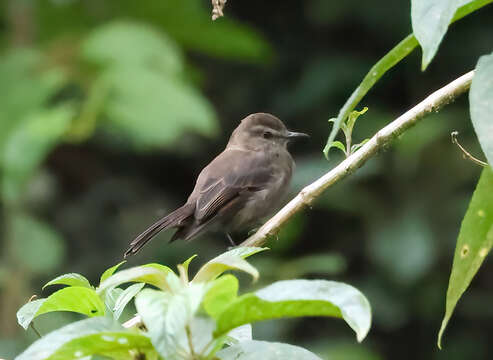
[124,203,194,258]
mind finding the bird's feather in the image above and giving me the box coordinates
[192,148,273,224]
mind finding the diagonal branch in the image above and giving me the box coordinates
[240,70,475,247]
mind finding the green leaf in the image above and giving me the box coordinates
[99,261,126,285]
[17,287,105,329]
[16,299,47,331]
[215,280,371,342]
[79,21,219,151]
[411,0,462,70]
[82,21,183,74]
[192,247,267,283]
[438,167,493,348]
[112,283,145,320]
[225,324,252,346]
[346,107,368,134]
[203,275,239,318]
[2,105,74,203]
[0,49,66,157]
[216,340,322,360]
[97,264,173,294]
[135,286,208,358]
[104,287,123,315]
[452,0,493,22]
[101,66,218,150]
[16,317,157,360]
[182,254,198,275]
[326,141,347,156]
[10,214,65,275]
[470,52,493,166]
[323,0,492,159]
[43,273,92,290]
[323,34,418,159]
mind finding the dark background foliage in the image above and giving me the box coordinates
[1,0,492,358]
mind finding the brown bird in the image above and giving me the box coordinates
[124,113,308,258]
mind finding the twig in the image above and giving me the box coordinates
[241,70,475,247]
[211,0,227,20]
[451,131,488,167]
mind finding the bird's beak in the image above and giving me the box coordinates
[285,131,309,140]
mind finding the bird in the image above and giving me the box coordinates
[124,113,308,258]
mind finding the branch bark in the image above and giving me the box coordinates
[240,70,475,247]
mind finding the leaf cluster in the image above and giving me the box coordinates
[16,248,372,359]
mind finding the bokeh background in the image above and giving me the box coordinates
[1,0,493,359]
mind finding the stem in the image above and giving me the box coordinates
[345,128,352,157]
[186,324,197,359]
[241,70,475,247]
[451,131,488,167]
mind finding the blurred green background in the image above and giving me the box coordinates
[1,0,493,359]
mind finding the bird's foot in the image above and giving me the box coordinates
[226,233,237,248]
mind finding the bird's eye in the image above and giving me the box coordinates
[263,131,273,139]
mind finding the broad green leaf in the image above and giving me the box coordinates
[16,317,157,360]
[470,52,493,165]
[216,340,322,360]
[82,21,183,74]
[0,49,66,156]
[43,273,92,290]
[144,263,174,273]
[193,247,267,283]
[79,21,219,151]
[225,324,252,346]
[2,105,74,203]
[97,265,173,294]
[438,168,493,348]
[203,275,239,318]
[16,299,48,330]
[17,287,105,329]
[323,0,492,158]
[113,283,145,320]
[101,66,218,150]
[99,261,126,285]
[66,76,110,142]
[135,285,208,358]
[411,0,461,70]
[10,214,65,275]
[215,280,371,342]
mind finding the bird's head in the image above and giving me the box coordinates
[228,113,308,150]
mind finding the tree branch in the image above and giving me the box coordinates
[240,70,475,247]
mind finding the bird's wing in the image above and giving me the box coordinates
[193,149,273,223]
